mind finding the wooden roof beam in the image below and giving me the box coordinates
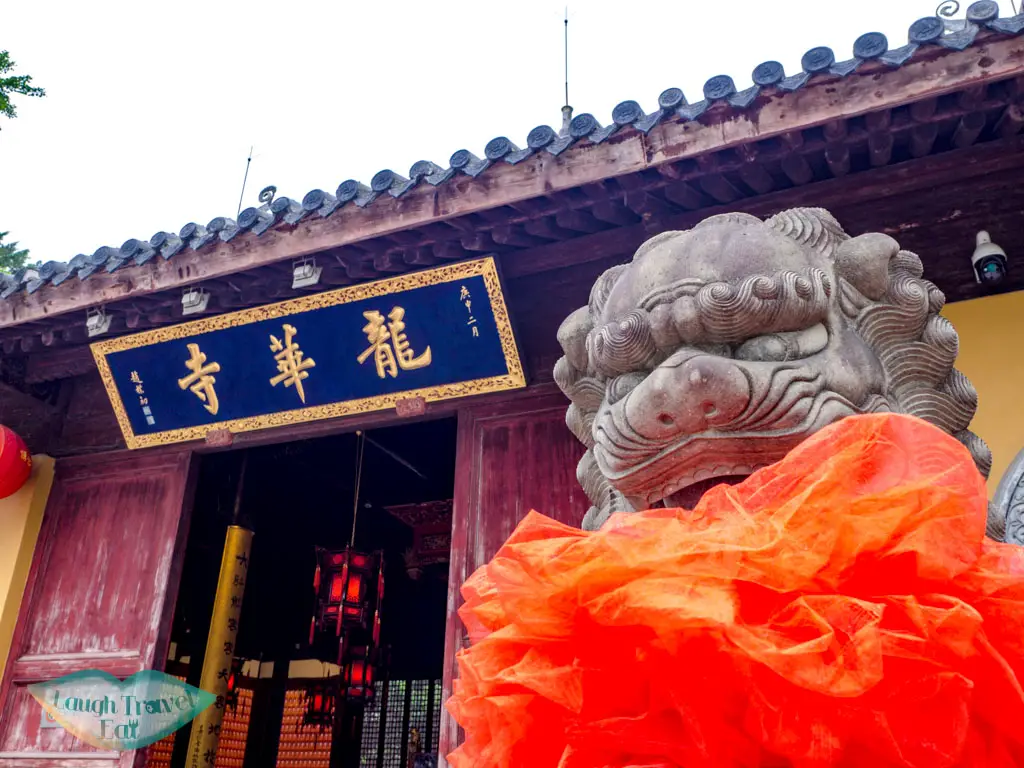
[432,242,470,261]
[996,103,1024,137]
[823,120,848,142]
[492,225,548,248]
[825,144,851,177]
[623,190,679,219]
[909,97,938,122]
[589,200,639,226]
[401,246,440,266]
[695,155,743,204]
[736,144,776,195]
[661,180,707,210]
[503,133,1024,280]
[954,111,988,148]
[554,208,607,234]
[869,131,895,167]
[523,217,578,241]
[910,122,939,157]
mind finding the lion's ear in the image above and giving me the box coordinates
[834,233,899,301]
[557,306,593,373]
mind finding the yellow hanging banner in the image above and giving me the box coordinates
[186,525,253,768]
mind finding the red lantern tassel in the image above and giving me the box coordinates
[309,616,316,646]
[313,563,320,593]
[336,560,349,637]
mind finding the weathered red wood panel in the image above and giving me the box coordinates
[0,449,197,768]
[439,385,587,765]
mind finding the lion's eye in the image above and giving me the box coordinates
[734,323,828,362]
[607,372,647,404]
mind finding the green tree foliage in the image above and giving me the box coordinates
[0,231,31,275]
[0,50,45,119]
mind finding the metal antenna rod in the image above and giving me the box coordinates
[564,7,570,108]
[236,145,254,218]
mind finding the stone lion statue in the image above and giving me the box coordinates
[554,208,1006,539]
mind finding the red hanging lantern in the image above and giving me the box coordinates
[341,645,376,703]
[308,546,386,710]
[301,678,338,731]
[310,548,383,662]
[0,426,32,500]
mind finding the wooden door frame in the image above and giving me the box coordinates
[0,448,198,767]
[438,383,572,765]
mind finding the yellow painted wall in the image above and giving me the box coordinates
[944,292,1024,493]
[0,456,55,682]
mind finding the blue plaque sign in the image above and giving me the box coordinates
[92,257,524,449]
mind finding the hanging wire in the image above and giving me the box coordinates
[349,431,366,548]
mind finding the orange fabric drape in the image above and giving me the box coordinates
[446,413,1024,768]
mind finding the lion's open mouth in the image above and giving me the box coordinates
[592,332,872,508]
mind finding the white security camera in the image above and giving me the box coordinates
[972,231,1008,285]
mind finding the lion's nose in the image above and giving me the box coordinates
[624,353,751,439]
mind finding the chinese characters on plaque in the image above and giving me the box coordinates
[173,310,433,415]
[269,323,316,403]
[357,306,432,379]
[92,258,524,449]
[178,343,221,416]
[129,370,156,426]
[461,285,480,337]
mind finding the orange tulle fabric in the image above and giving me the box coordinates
[446,413,1024,768]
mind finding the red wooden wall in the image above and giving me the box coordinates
[438,387,588,765]
[0,449,196,768]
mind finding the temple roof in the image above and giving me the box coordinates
[2,2,1023,325]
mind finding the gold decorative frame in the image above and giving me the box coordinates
[91,257,525,449]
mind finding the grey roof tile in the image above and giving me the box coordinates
[968,1,999,23]
[778,72,812,92]
[449,149,489,177]
[677,100,710,121]
[940,24,981,49]
[802,46,836,73]
[704,75,737,102]
[752,61,786,87]
[880,43,919,66]
[728,86,761,109]
[853,31,889,59]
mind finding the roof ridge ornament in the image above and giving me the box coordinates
[937,1,968,31]
[560,105,573,137]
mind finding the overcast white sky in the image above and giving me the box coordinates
[2,0,1010,263]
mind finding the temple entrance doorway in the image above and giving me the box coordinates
[151,418,456,768]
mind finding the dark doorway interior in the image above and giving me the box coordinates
[158,417,457,768]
